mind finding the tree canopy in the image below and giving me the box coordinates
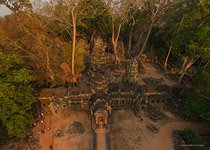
[0,50,35,138]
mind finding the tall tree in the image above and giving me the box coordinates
[160,0,202,69]
[103,0,137,65]
[0,13,70,82]
[173,0,210,84]
[45,0,101,83]
[139,0,173,55]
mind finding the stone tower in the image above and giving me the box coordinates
[89,69,109,93]
[90,37,107,70]
[123,59,139,84]
[89,36,109,93]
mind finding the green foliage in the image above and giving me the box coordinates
[0,50,35,138]
[185,67,210,121]
[77,0,111,40]
[75,39,87,73]
[192,67,210,95]
[122,5,151,49]
[181,129,207,150]
[171,0,209,59]
[185,92,210,120]
[180,0,210,121]
[47,0,111,41]
[152,0,210,62]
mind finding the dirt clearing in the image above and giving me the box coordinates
[32,107,93,150]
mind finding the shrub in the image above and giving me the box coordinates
[181,129,207,150]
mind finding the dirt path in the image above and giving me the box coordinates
[141,121,203,150]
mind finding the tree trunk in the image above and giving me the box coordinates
[46,59,55,81]
[164,45,173,69]
[71,11,76,83]
[113,42,120,65]
[128,26,133,57]
[178,59,194,84]
[180,57,188,74]
[139,21,153,55]
[111,21,116,58]
[43,49,55,81]
[112,20,122,66]
[178,69,186,84]
[136,32,143,49]
[132,32,144,57]
[205,59,210,68]
[89,29,96,55]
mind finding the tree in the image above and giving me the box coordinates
[74,0,111,41]
[173,0,210,84]
[103,0,137,64]
[0,13,70,83]
[150,0,209,84]
[185,67,210,121]
[159,0,202,69]
[121,4,149,58]
[44,0,93,83]
[0,50,35,138]
[0,0,32,12]
[138,0,173,55]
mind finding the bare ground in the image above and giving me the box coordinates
[138,62,176,86]
[110,109,204,150]
[32,107,93,150]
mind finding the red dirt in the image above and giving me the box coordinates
[32,107,93,150]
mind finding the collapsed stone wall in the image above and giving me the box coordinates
[39,83,172,114]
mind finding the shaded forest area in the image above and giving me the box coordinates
[0,0,209,146]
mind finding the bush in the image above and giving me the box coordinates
[185,92,210,120]
[181,129,207,150]
[192,68,210,96]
